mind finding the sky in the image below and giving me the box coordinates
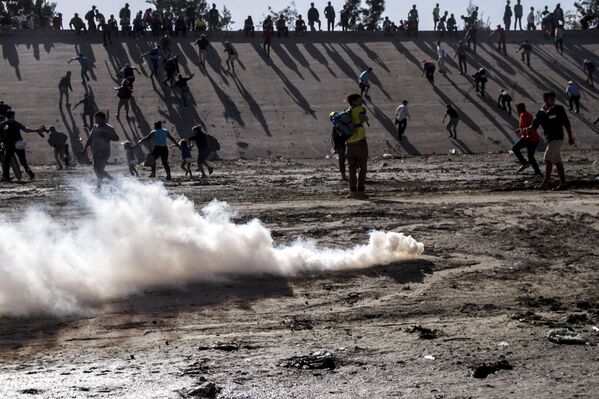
[55,0,577,30]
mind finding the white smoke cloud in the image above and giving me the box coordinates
[0,180,424,316]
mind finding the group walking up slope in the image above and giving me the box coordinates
[1,30,598,164]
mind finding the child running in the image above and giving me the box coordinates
[123,141,138,176]
[178,138,193,178]
[45,126,71,169]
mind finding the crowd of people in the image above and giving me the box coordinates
[1,1,597,37]
[1,1,597,195]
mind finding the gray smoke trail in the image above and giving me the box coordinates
[0,180,424,316]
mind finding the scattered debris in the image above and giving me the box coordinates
[497,341,510,347]
[345,292,362,305]
[278,351,335,370]
[283,317,313,331]
[566,313,589,324]
[510,310,545,324]
[197,341,255,352]
[472,359,513,379]
[519,296,563,311]
[405,325,439,340]
[176,381,218,398]
[548,328,586,345]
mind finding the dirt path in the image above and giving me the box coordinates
[0,152,598,398]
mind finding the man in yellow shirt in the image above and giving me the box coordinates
[346,94,369,198]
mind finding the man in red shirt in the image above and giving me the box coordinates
[512,103,541,174]
[490,25,507,55]
[262,28,273,58]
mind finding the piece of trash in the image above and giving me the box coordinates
[449,148,462,155]
[282,317,313,331]
[592,326,599,333]
[405,325,439,340]
[382,153,393,159]
[548,328,586,345]
[278,351,335,370]
[176,381,217,398]
[497,341,510,347]
[423,355,435,360]
[472,359,513,379]
[197,341,253,351]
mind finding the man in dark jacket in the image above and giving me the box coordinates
[308,3,321,31]
[324,2,335,31]
[527,91,575,190]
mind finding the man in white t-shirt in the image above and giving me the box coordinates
[437,40,446,74]
[395,100,410,140]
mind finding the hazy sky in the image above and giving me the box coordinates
[56,0,575,29]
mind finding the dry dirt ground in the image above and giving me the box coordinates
[0,151,598,398]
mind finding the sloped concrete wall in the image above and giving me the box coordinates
[1,30,598,163]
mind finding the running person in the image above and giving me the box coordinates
[73,93,98,128]
[0,111,45,181]
[172,74,194,107]
[118,63,138,88]
[224,42,238,74]
[526,91,575,190]
[395,100,410,140]
[359,67,373,98]
[58,71,73,107]
[512,103,541,175]
[443,105,459,138]
[142,46,161,78]
[115,79,133,119]
[422,60,436,85]
[83,111,120,189]
[163,55,180,86]
[188,125,215,178]
[68,53,95,82]
[136,121,179,180]
[45,126,71,170]
[193,34,209,66]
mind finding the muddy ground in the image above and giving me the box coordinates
[0,151,598,398]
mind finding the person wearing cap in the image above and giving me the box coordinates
[526,91,575,190]
[395,100,410,140]
[359,67,373,98]
[497,89,513,114]
[565,81,581,114]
